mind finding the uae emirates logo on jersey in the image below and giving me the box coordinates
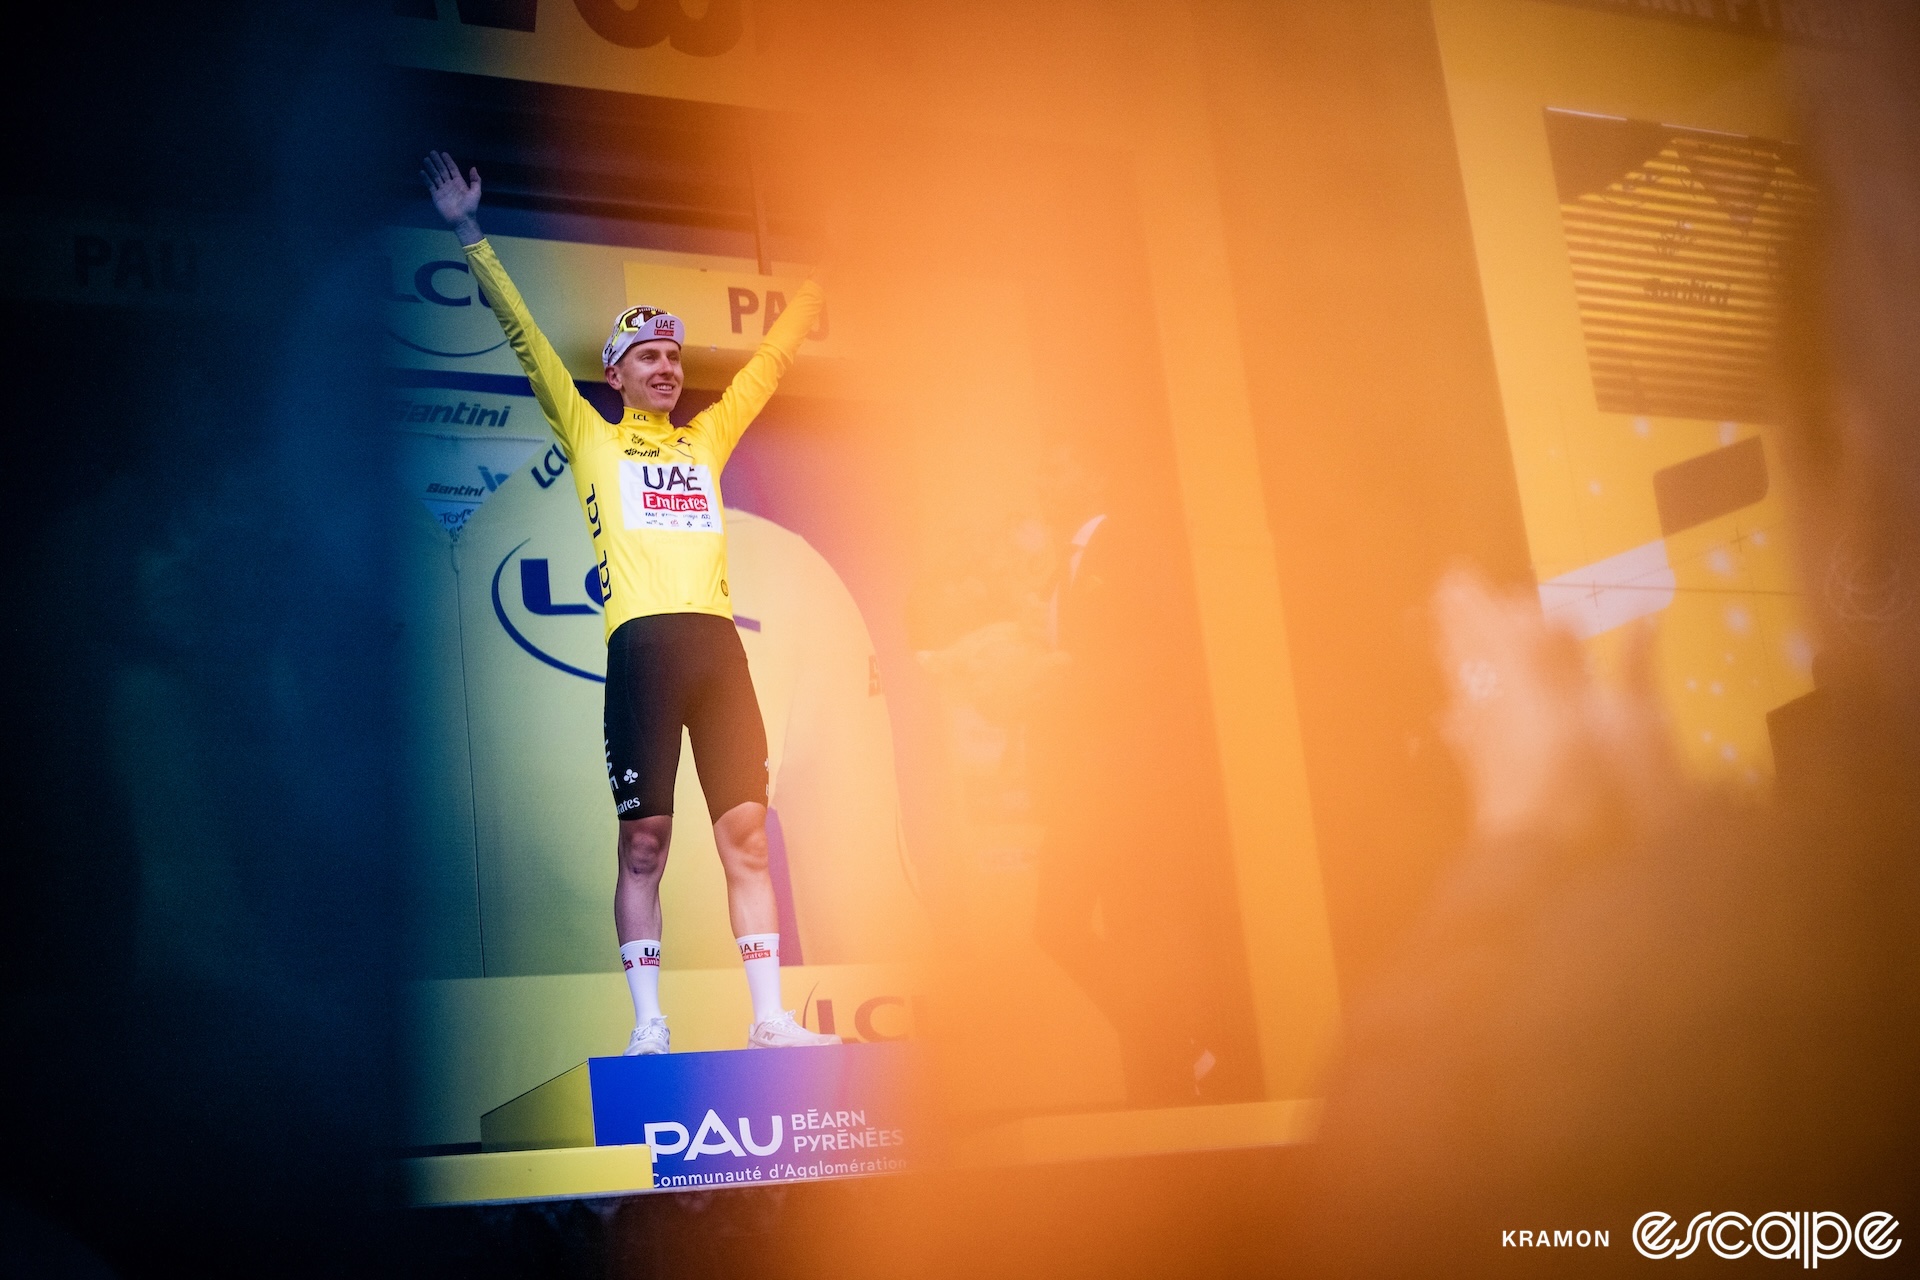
[621,461,720,532]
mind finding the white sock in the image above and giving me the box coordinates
[736,932,784,1023]
[620,940,662,1024]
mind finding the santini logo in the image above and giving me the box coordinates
[1633,1210,1900,1265]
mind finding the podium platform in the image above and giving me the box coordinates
[481,1041,917,1192]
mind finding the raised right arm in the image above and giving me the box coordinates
[420,151,603,454]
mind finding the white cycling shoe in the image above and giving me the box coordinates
[747,1010,842,1049]
[624,1017,670,1056]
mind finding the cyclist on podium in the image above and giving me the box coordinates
[422,150,839,1055]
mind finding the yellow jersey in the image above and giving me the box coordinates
[462,237,823,638]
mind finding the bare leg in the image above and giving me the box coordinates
[614,814,672,942]
[712,801,778,937]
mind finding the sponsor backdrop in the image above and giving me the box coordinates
[391,226,1138,1150]
[1430,0,1823,785]
[392,223,930,1146]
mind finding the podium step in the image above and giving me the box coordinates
[403,1143,653,1207]
[482,1041,916,1192]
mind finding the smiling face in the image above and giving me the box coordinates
[606,339,683,413]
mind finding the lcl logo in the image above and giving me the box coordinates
[492,540,607,684]
[384,254,507,360]
[1633,1210,1901,1266]
[393,0,744,57]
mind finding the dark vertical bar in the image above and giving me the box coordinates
[747,120,773,275]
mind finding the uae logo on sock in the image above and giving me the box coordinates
[740,942,773,962]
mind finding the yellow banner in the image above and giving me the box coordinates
[1430,0,1820,783]
[388,0,777,108]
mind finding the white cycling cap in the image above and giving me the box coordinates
[603,305,685,366]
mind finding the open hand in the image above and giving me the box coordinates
[1436,569,1676,845]
[421,150,483,244]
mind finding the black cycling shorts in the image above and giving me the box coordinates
[604,612,769,823]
